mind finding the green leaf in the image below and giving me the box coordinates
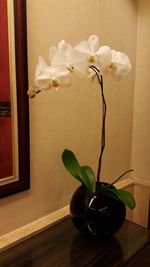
[62,149,83,183]
[62,149,96,193]
[106,188,136,209]
[80,166,96,194]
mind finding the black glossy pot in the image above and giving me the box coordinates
[70,182,126,238]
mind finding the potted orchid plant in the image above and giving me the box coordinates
[28,35,135,237]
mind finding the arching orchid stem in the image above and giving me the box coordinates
[90,65,107,183]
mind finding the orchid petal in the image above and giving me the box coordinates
[35,73,50,89]
[49,47,57,63]
[112,50,131,73]
[75,40,90,54]
[54,66,70,77]
[35,65,40,79]
[96,46,112,69]
[109,50,131,79]
[35,65,52,88]
[35,67,49,84]
[115,62,131,76]
[68,50,89,74]
[58,40,73,56]
[74,61,89,76]
[68,50,86,64]
[51,52,67,67]
[38,56,48,72]
[88,35,100,53]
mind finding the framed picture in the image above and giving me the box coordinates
[0,0,30,198]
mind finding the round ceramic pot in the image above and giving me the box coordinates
[70,182,126,238]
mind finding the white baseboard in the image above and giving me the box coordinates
[0,177,149,252]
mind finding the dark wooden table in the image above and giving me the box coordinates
[0,218,150,267]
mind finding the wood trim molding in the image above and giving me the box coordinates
[0,206,69,252]
[133,177,150,189]
[0,177,150,252]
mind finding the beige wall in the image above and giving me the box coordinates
[131,0,150,181]
[0,0,137,236]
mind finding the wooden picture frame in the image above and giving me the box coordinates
[0,0,30,198]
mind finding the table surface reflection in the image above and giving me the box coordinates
[0,218,150,267]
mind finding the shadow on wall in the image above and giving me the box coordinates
[130,0,137,8]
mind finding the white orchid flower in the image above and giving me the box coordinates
[104,50,131,79]
[35,56,70,90]
[75,35,112,71]
[50,41,73,72]
[49,40,87,75]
